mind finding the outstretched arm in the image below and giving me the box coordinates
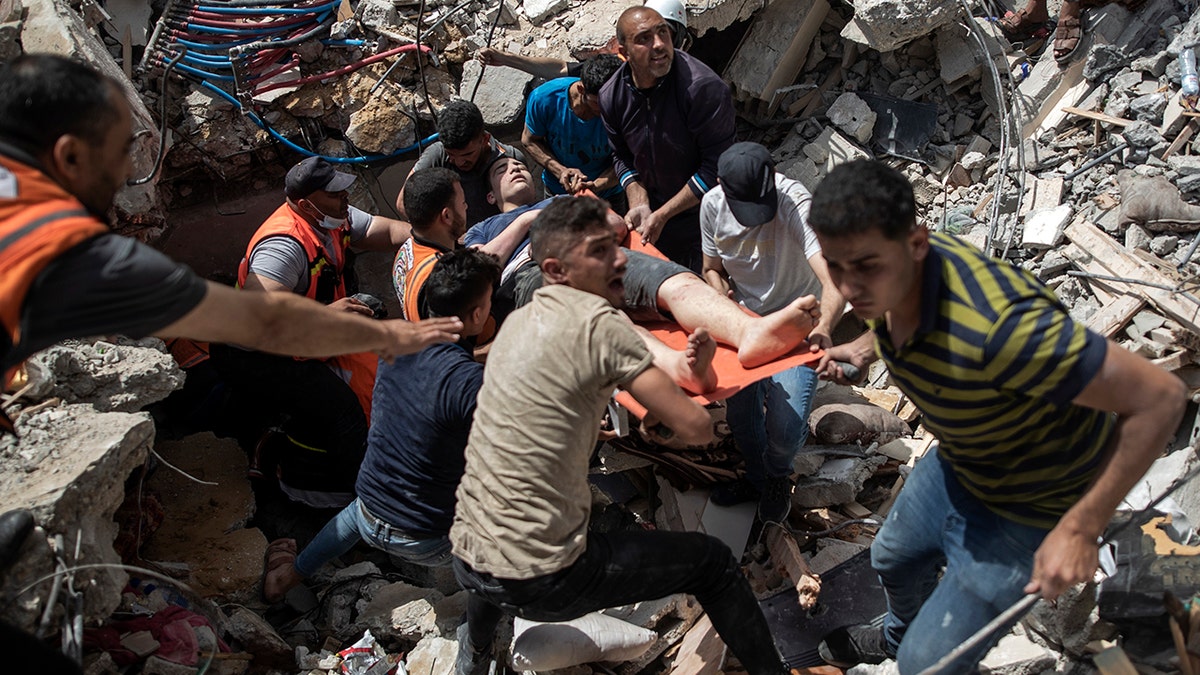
[477,48,569,79]
[1025,342,1186,599]
[155,281,462,361]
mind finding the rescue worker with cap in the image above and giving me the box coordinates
[209,156,414,510]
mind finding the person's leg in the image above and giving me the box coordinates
[506,531,788,675]
[629,323,718,394]
[452,558,508,675]
[892,481,1048,673]
[264,500,365,601]
[760,365,819,478]
[713,381,768,505]
[653,270,819,368]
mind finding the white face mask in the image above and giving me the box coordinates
[305,202,347,230]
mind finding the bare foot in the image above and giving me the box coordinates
[659,328,718,394]
[737,296,819,368]
[262,538,302,604]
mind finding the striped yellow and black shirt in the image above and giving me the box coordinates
[869,231,1114,529]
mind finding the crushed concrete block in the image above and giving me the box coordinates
[1021,582,1115,657]
[1125,223,1152,250]
[1168,5,1200,55]
[603,594,703,675]
[357,582,443,643]
[935,19,1004,89]
[1084,44,1126,83]
[226,608,294,668]
[522,0,568,25]
[0,405,153,632]
[827,93,876,144]
[809,538,869,575]
[1123,121,1165,149]
[793,455,889,508]
[460,60,535,127]
[778,155,821,191]
[978,627,1056,674]
[26,338,184,413]
[406,635,458,675]
[1108,70,1144,93]
[346,95,418,155]
[138,433,266,604]
[1021,204,1072,249]
[840,0,959,53]
[355,0,396,31]
[961,151,988,170]
[1130,92,1168,124]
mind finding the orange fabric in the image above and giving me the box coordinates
[614,236,824,416]
[165,337,210,369]
[0,154,107,388]
[328,351,378,423]
[397,239,497,342]
[237,203,351,302]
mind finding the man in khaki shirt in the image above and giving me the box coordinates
[448,198,792,675]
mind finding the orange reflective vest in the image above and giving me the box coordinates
[237,203,351,304]
[0,153,107,389]
[393,236,497,343]
[236,204,376,420]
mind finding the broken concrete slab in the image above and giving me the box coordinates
[0,404,154,632]
[840,0,958,53]
[356,582,443,643]
[723,0,830,103]
[406,634,458,675]
[24,338,184,413]
[1022,582,1115,658]
[522,0,569,25]
[1021,204,1072,249]
[793,454,889,509]
[603,594,704,675]
[809,538,869,576]
[978,626,1056,675]
[460,59,535,127]
[934,18,1005,90]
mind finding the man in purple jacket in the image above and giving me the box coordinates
[599,6,736,273]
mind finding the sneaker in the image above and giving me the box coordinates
[817,623,893,668]
[758,475,793,524]
[455,623,494,675]
[710,478,761,507]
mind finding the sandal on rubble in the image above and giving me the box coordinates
[1053,14,1083,63]
[260,538,297,604]
[997,7,1049,42]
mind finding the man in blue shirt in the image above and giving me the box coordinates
[522,55,624,210]
[261,248,501,603]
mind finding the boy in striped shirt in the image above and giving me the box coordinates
[809,160,1185,673]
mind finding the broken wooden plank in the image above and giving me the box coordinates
[1085,294,1145,338]
[1163,118,1200,161]
[764,524,821,609]
[1061,106,1133,128]
[666,615,726,675]
[1065,220,1200,334]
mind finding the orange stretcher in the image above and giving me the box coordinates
[611,233,824,420]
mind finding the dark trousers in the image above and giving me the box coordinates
[209,344,367,492]
[454,530,787,675]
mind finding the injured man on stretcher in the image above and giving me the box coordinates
[463,157,822,393]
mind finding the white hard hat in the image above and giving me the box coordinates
[644,0,687,29]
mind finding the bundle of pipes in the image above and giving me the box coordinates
[138,0,442,163]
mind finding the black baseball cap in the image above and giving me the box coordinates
[285,156,356,200]
[718,142,778,227]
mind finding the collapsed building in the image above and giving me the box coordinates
[4,0,1200,672]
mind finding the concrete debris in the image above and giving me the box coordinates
[1022,582,1116,658]
[405,634,459,675]
[461,59,536,126]
[225,608,294,669]
[0,404,154,632]
[793,454,889,509]
[522,0,569,25]
[1020,204,1072,249]
[355,581,444,643]
[977,625,1056,675]
[23,338,184,413]
[827,92,877,144]
[841,0,958,53]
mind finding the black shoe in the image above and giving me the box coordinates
[710,478,761,507]
[455,623,494,675]
[758,475,793,524]
[817,623,892,668]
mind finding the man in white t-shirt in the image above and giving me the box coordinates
[701,142,846,523]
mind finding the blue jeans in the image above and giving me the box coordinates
[725,364,819,488]
[294,498,452,577]
[872,449,1050,674]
